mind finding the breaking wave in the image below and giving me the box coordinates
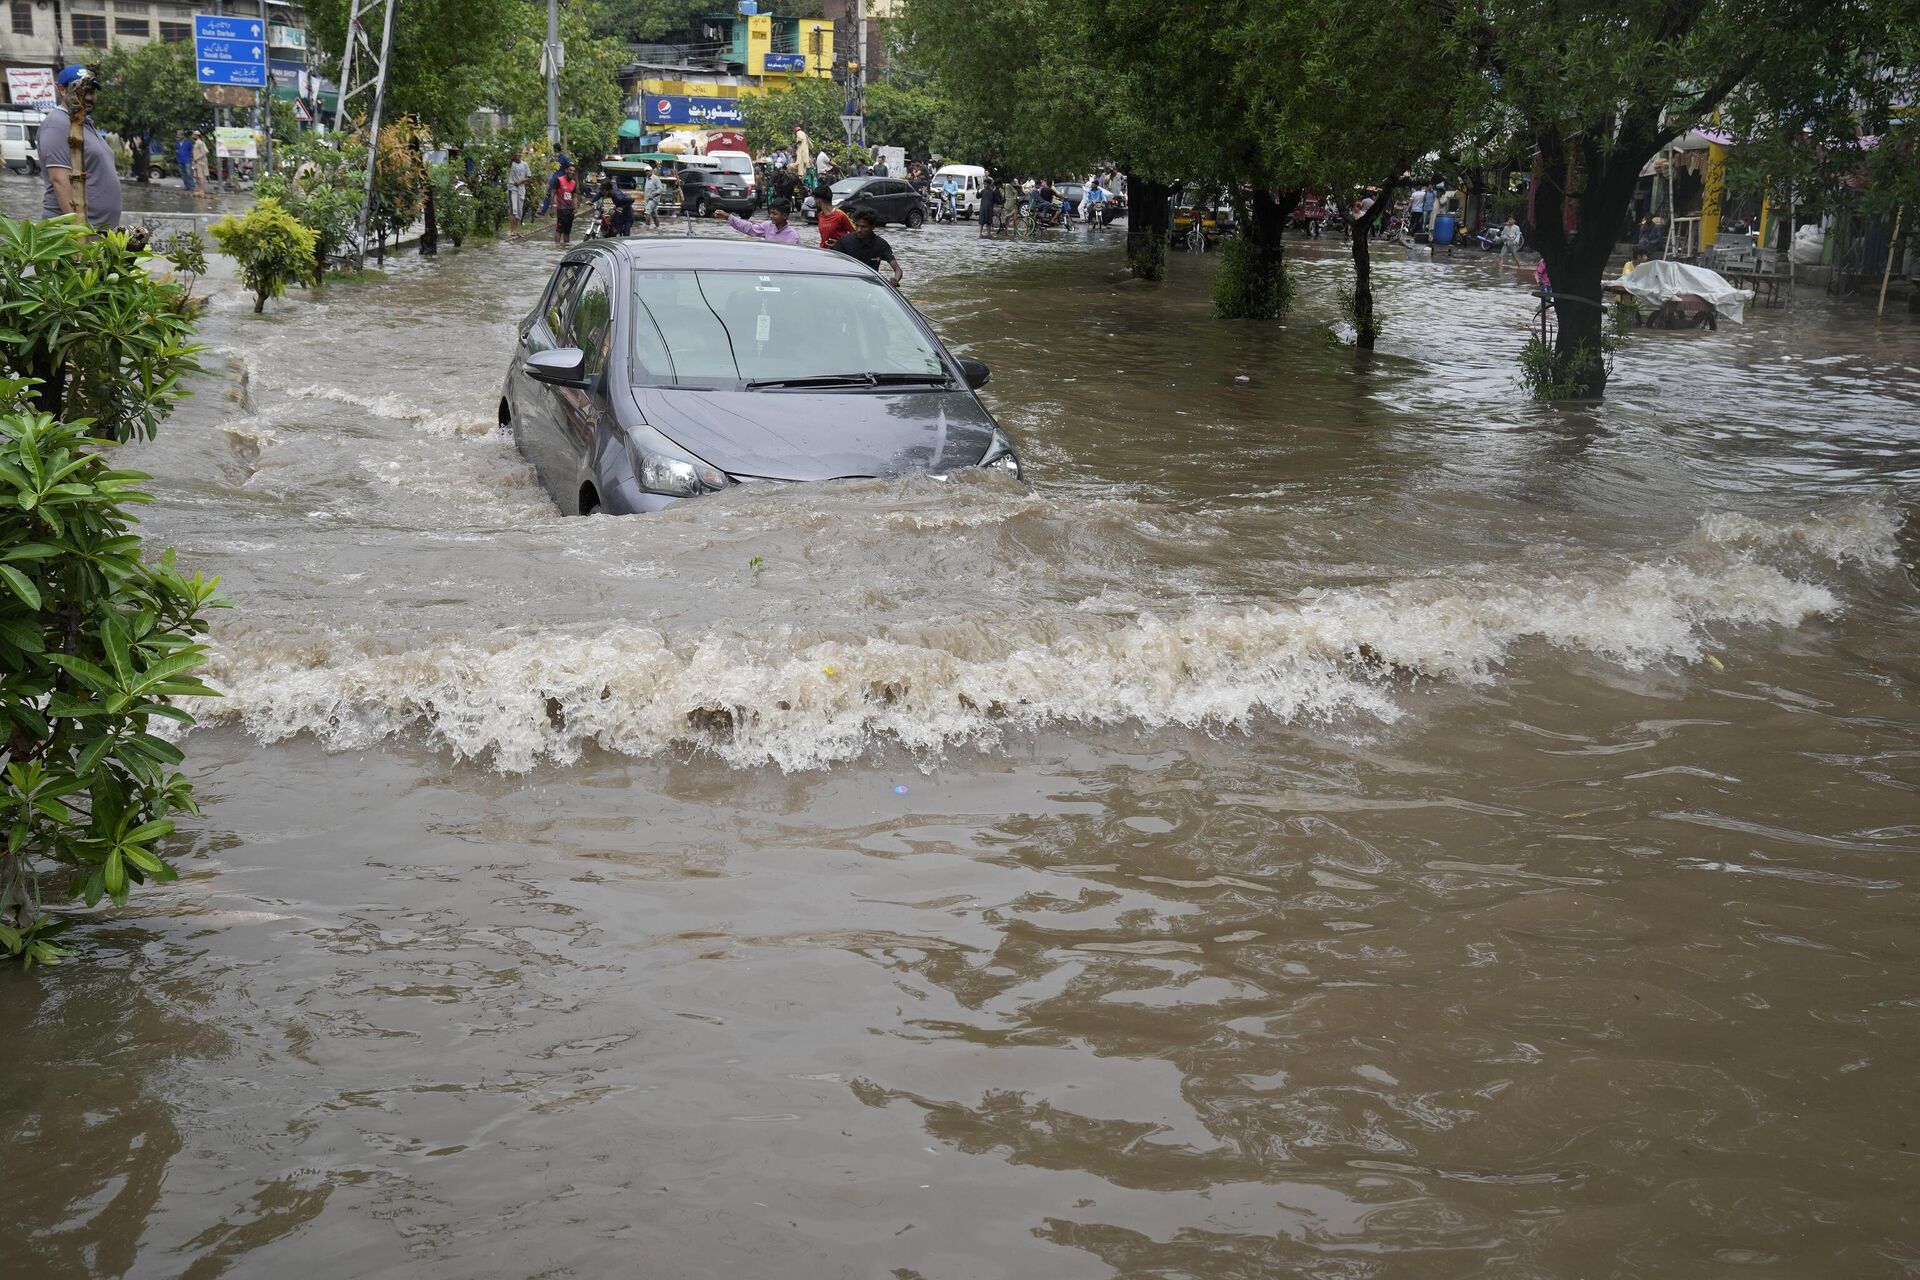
[190,510,1894,771]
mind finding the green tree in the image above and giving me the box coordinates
[90,38,214,145]
[865,83,944,159]
[1448,0,1910,397]
[473,1,630,149]
[305,0,532,138]
[741,78,848,159]
[0,215,221,967]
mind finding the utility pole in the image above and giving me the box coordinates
[855,0,867,146]
[545,0,562,150]
[336,0,398,267]
[259,0,274,172]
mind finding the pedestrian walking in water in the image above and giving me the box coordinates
[977,177,997,237]
[130,130,149,183]
[552,162,578,247]
[1499,216,1523,266]
[713,199,801,245]
[831,210,903,285]
[176,131,194,192]
[642,167,665,229]
[814,185,853,249]
[190,130,211,202]
[507,150,531,231]
[38,66,122,230]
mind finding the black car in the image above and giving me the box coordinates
[830,176,926,228]
[679,166,756,217]
[500,239,1022,516]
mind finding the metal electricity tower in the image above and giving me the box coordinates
[334,0,399,268]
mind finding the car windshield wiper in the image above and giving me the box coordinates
[745,372,952,390]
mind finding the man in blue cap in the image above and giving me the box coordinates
[39,65,122,230]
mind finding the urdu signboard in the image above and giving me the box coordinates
[641,95,747,127]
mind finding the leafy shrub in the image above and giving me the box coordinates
[0,410,223,966]
[0,213,220,966]
[0,216,202,442]
[431,164,477,248]
[255,169,362,280]
[210,198,319,313]
[1212,235,1291,320]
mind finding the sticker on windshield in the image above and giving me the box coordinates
[755,313,771,343]
[755,275,780,293]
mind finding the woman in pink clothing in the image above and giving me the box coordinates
[712,199,802,245]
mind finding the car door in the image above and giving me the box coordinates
[551,260,619,513]
[516,261,589,504]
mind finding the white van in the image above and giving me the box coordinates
[1,108,45,175]
[934,164,988,218]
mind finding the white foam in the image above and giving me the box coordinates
[189,511,1880,772]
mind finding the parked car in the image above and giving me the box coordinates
[679,163,755,217]
[831,176,926,228]
[1,109,44,175]
[500,239,1021,516]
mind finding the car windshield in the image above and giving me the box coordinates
[629,269,948,387]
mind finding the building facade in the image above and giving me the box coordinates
[618,11,834,146]
[2,0,309,113]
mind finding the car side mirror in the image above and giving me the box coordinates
[526,347,586,387]
[956,356,991,390]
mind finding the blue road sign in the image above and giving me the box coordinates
[195,13,268,87]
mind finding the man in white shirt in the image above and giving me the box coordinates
[507,152,531,230]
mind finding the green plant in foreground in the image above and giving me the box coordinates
[210,198,319,314]
[0,213,218,965]
[0,411,223,966]
[0,216,202,442]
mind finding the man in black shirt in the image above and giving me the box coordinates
[831,211,903,285]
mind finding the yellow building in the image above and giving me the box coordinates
[618,14,834,144]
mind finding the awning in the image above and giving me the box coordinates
[617,118,643,138]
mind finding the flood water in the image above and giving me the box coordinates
[4,208,1918,1278]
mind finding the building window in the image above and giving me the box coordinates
[159,20,190,42]
[116,17,152,37]
[11,1,32,36]
[73,13,108,44]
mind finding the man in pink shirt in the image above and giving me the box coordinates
[712,199,802,245]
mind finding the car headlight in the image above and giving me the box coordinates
[627,436,728,497]
[979,427,1022,479]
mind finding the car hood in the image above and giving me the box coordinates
[633,386,999,482]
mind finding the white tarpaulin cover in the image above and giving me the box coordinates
[1618,260,1755,323]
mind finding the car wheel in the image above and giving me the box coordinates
[694,198,708,218]
[905,207,925,229]
[148,165,165,181]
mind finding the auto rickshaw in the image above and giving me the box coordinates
[1170,195,1235,251]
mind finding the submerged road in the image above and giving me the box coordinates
[3,203,1918,1278]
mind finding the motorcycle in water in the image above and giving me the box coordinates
[926,188,958,223]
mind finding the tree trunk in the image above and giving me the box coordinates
[422,182,438,256]
[1345,179,1400,349]
[1124,173,1169,281]
[1214,188,1297,320]
[254,290,267,314]
[1526,123,1658,399]
[1351,228,1377,348]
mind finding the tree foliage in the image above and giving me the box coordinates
[0,216,219,967]
[89,39,213,144]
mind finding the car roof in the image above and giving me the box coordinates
[579,239,879,276]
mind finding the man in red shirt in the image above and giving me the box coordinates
[814,184,853,249]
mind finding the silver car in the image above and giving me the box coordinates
[499,239,1020,515]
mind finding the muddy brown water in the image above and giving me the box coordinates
[2,201,1918,1278]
